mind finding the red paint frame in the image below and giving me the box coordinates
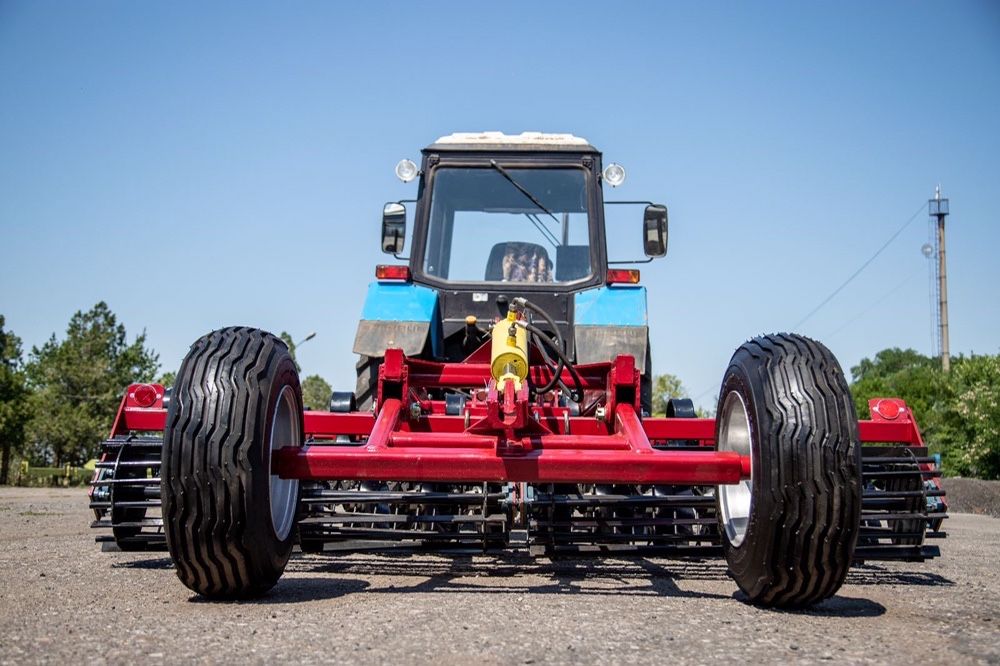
[105,349,929,488]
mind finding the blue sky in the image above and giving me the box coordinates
[1,1,998,410]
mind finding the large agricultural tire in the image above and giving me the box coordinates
[640,346,653,417]
[162,327,303,598]
[715,333,862,608]
[355,354,382,412]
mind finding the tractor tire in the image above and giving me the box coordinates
[640,346,653,417]
[355,354,381,412]
[715,333,862,608]
[162,327,303,598]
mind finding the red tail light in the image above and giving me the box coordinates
[132,383,158,408]
[872,399,902,420]
[375,265,411,281]
[607,269,640,285]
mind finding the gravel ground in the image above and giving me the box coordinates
[943,477,1000,518]
[0,487,998,665]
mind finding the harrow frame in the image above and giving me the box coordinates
[91,346,946,561]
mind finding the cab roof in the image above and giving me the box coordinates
[425,131,599,153]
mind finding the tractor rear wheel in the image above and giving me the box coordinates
[355,354,381,411]
[715,333,862,607]
[162,327,303,598]
[640,346,653,416]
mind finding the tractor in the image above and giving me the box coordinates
[89,132,947,607]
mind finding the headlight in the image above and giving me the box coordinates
[602,163,626,188]
[395,159,418,183]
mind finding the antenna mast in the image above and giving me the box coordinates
[929,186,951,372]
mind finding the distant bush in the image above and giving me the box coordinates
[851,348,1000,479]
[12,460,91,487]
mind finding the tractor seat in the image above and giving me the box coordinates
[484,242,554,282]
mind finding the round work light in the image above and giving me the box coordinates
[395,159,418,183]
[603,163,626,188]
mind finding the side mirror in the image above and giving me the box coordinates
[643,204,668,257]
[381,202,406,254]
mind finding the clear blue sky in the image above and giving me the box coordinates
[2,1,998,410]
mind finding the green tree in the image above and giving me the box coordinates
[279,331,300,372]
[651,373,686,417]
[156,370,176,388]
[850,347,953,442]
[0,316,31,484]
[25,302,159,466]
[850,348,952,464]
[849,347,1000,479]
[302,374,333,411]
[943,354,1000,478]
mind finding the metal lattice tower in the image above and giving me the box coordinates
[929,186,950,372]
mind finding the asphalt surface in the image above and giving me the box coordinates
[0,487,998,665]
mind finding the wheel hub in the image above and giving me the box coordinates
[718,390,753,547]
[269,385,300,541]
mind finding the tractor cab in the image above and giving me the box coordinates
[362,132,668,378]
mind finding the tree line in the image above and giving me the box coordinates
[849,347,999,479]
[647,349,999,479]
[0,303,332,483]
[1,304,997,482]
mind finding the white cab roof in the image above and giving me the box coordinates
[433,131,592,147]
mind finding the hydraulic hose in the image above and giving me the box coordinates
[509,297,585,403]
[530,329,564,394]
[522,321,585,402]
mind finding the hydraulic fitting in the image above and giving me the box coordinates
[490,309,528,390]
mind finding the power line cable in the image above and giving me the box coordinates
[690,201,928,411]
[792,202,927,330]
[821,268,921,340]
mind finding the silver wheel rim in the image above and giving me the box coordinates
[718,390,753,547]
[268,385,300,541]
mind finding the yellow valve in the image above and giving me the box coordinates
[490,311,528,390]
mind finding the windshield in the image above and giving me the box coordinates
[422,166,592,284]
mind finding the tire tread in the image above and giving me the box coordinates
[162,327,298,598]
[720,332,861,608]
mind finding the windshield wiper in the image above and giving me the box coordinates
[489,160,562,227]
[525,212,560,249]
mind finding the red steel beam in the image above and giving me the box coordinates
[857,420,922,445]
[272,442,748,485]
[117,407,167,433]
[113,408,923,447]
[364,398,402,450]
[273,403,748,486]
[614,403,654,452]
[641,417,716,441]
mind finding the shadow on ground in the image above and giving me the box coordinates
[846,563,955,587]
[108,550,953,606]
[186,578,371,604]
[289,552,728,600]
[732,590,888,617]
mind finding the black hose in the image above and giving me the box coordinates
[517,298,565,350]
[528,325,564,394]
[510,299,563,394]
[510,297,585,402]
[523,322,585,403]
[510,297,564,394]
[533,337,565,395]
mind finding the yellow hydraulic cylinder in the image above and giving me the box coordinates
[490,312,528,390]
